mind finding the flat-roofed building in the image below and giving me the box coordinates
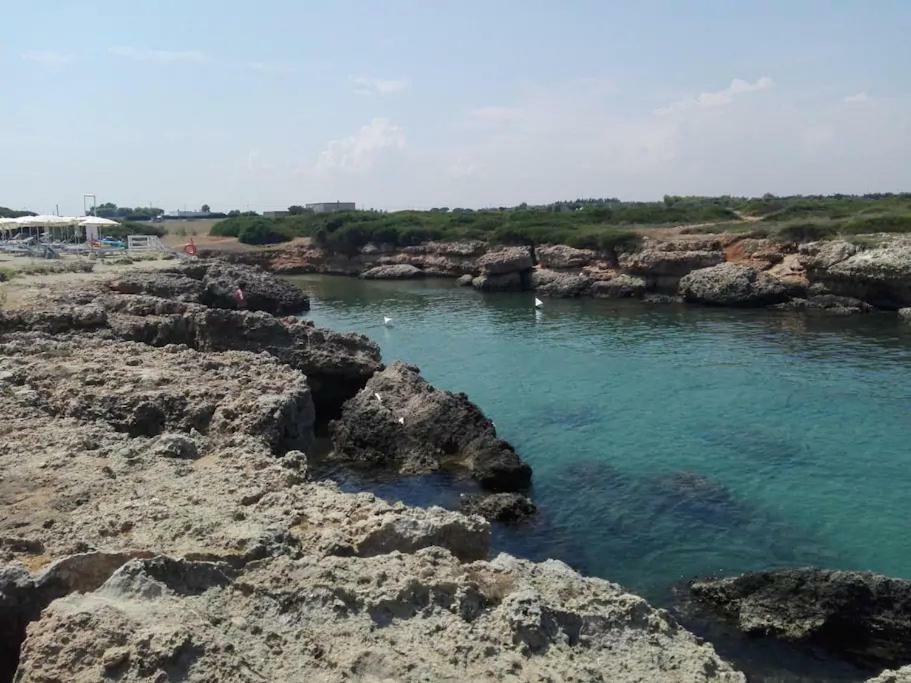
[306,201,356,213]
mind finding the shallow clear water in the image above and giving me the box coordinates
[293,274,911,678]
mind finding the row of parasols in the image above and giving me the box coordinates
[0,215,121,229]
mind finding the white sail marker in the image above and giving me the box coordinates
[534,297,543,308]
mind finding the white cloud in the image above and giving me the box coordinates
[844,91,870,103]
[656,76,774,115]
[109,46,209,64]
[21,50,72,66]
[315,118,405,173]
[351,76,409,95]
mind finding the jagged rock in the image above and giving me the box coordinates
[330,362,532,491]
[620,239,725,290]
[536,244,597,269]
[456,274,474,286]
[360,264,424,280]
[643,293,683,304]
[195,261,310,314]
[868,665,911,682]
[531,269,592,297]
[0,333,314,451]
[679,263,798,306]
[690,568,911,666]
[0,304,108,334]
[899,308,911,322]
[800,240,911,308]
[99,297,381,420]
[771,294,873,315]
[591,274,647,298]
[460,493,537,522]
[108,262,311,315]
[16,551,743,682]
[151,433,200,459]
[472,272,525,291]
[476,246,534,275]
[108,272,205,302]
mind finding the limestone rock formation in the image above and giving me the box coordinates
[536,244,597,269]
[771,294,873,315]
[15,551,743,683]
[690,568,911,666]
[476,246,534,275]
[460,492,537,522]
[620,238,725,291]
[591,274,647,299]
[0,333,314,450]
[799,239,911,308]
[679,263,797,306]
[899,308,911,322]
[360,264,424,279]
[330,362,532,491]
[109,262,310,315]
[472,272,526,292]
[99,295,381,420]
[531,269,592,297]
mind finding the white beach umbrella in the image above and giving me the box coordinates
[78,216,120,226]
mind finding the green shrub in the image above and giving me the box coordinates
[102,222,165,238]
[237,219,294,245]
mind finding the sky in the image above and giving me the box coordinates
[2,1,910,215]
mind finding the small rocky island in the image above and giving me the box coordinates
[0,261,748,682]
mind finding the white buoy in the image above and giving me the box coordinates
[383,316,393,326]
[374,392,383,404]
[534,297,543,308]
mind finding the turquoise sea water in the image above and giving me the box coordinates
[293,275,911,677]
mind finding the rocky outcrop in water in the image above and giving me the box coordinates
[679,263,798,307]
[460,492,537,522]
[799,239,911,309]
[771,294,873,315]
[591,274,647,298]
[620,237,726,291]
[531,269,592,297]
[536,244,598,269]
[868,666,911,682]
[360,263,424,279]
[330,361,532,491]
[690,568,911,667]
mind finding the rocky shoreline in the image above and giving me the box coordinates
[213,232,911,316]
[0,261,744,682]
[2,260,910,681]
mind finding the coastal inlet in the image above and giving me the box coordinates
[296,274,911,602]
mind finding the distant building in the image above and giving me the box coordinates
[263,210,290,218]
[306,201,356,213]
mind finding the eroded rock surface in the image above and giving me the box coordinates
[16,552,743,683]
[460,493,537,522]
[679,263,798,307]
[360,264,424,279]
[690,568,911,667]
[591,274,647,299]
[330,362,532,491]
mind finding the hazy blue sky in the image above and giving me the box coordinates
[2,1,910,214]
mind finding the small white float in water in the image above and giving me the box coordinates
[383,316,393,326]
[534,297,543,308]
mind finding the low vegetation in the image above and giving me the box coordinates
[9,194,903,253]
